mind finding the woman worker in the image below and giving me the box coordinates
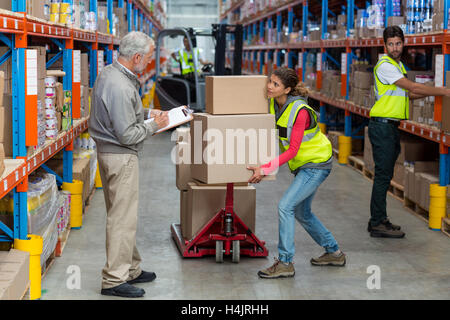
[248,67,346,279]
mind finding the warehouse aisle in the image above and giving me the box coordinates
[42,131,450,300]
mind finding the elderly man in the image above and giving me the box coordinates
[89,31,169,298]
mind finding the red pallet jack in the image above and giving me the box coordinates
[171,183,269,262]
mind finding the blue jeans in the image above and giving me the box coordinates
[278,168,339,263]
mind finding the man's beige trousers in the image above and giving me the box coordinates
[97,152,142,289]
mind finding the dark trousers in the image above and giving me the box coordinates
[368,120,401,226]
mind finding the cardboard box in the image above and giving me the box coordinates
[354,71,373,89]
[0,143,5,177]
[392,163,405,186]
[190,113,277,184]
[0,107,4,143]
[413,161,439,174]
[183,182,256,239]
[397,138,437,164]
[28,47,47,80]
[180,191,188,238]
[414,172,422,204]
[175,127,190,144]
[73,158,91,205]
[55,82,64,112]
[1,95,11,157]
[0,71,4,106]
[388,16,405,26]
[205,76,268,115]
[0,249,29,300]
[26,0,45,20]
[81,54,90,87]
[0,47,11,80]
[0,0,11,10]
[404,166,414,198]
[175,142,192,191]
[419,173,439,210]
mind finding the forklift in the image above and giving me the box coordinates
[154,24,244,112]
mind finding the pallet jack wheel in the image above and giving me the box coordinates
[232,240,240,263]
[215,240,223,263]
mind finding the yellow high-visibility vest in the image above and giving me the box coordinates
[370,55,409,120]
[270,98,332,172]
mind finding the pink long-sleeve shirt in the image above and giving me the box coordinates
[261,108,310,175]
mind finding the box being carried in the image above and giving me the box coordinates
[190,113,278,184]
[205,76,268,115]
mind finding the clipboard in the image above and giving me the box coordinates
[145,105,194,135]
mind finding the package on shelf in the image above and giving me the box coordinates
[39,206,58,268]
[97,4,108,34]
[114,7,128,38]
[0,172,59,237]
[0,143,4,177]
[73,134,97,194]
[56,191,71,236]
[320,70,341,99]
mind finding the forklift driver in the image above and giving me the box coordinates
[171,36,212,82]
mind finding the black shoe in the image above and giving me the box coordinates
[127,271,156,284]
[368,219,401,232]
[369,222,405,238]
[101,283,145,298]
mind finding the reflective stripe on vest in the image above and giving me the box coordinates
[370,55,409,120]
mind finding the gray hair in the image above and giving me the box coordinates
[119,31,155,59]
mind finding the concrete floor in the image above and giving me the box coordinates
[42,131,450,300]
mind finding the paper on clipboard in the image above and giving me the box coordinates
[145,105,194,135]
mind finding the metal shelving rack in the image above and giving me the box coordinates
[0,0,164,243]
[223,0,450,187]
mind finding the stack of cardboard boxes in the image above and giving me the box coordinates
[336,14,347,39]
[440,71,450,133]
[0,249,29,300]
[320,70,342,99]
[175,75,277,240]
[432,0,445,32]
[349,64,374,108]
[364,125,439,210]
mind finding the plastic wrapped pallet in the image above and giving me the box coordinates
[39,208,58,268]
[0,173,58,236]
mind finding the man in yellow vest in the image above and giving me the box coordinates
[368,26,450,238]
[171,36,212,80]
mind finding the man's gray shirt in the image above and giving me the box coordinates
[89,60,158,155]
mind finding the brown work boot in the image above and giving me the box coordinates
[368,219,401,232]
[370,222,405,238]
[310,251,346,267]
[257,258,295,279]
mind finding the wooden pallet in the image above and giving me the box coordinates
[363,168,374,180]
[442,218,450,238]
[85,186,96,208]
[388,180,405,202]
[404,197,429,224]
[21,282,30,300]
[41,248,56,279]
[55,227,70,257]
[332,148,339,159]
[347,155,365,174]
